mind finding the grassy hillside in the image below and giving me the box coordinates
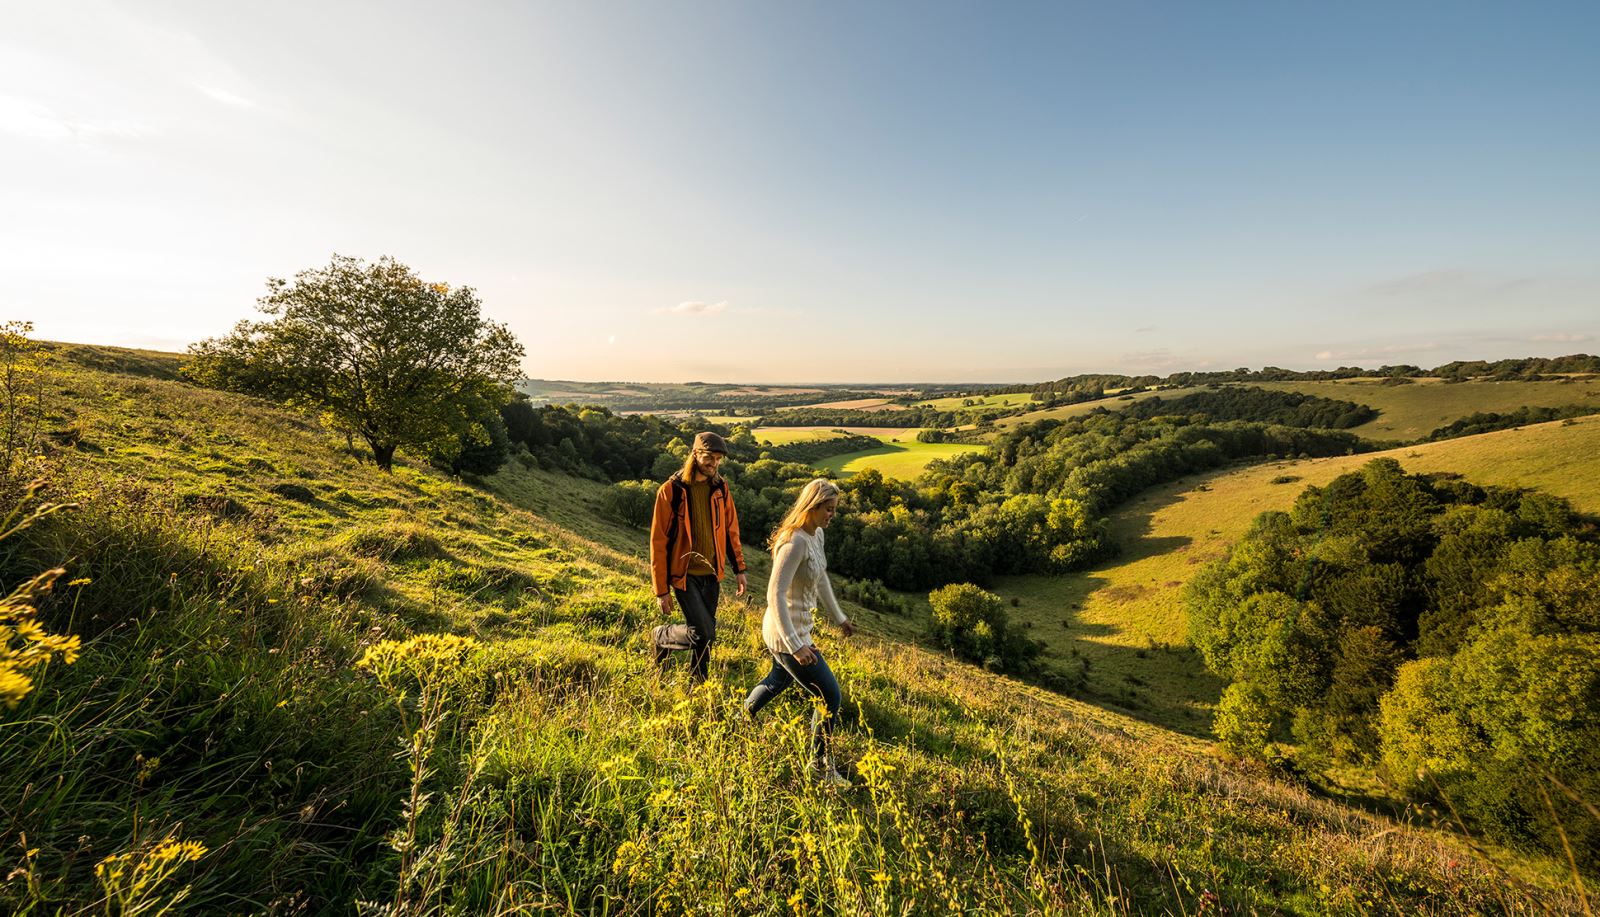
[1253,378,1600,440]
[754,426,926,447]
[815,441,988,480]
[988,414,1600,738]
[992,387,1210,429]
[986,378,1600,442]
[1,346,1586,912]
[919,392,1038,412]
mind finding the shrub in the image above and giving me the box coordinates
[927,583,1038,672]
[601,480,657,528]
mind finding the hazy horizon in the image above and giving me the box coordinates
[5,1,1598,383]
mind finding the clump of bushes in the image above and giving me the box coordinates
[601,480,657,528]
[927,583,1039,673]
[834,577,911,615]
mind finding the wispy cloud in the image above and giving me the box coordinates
[1529,331,1591,343]
[1119,349,1187,371]
[1314,342,1443,362]
[1134,324,1157,333]
[1362,268,1534,298]
[0,93,148,143]
[196,84,257,109]
[657,300,728,316]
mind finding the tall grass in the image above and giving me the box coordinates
[0,346,1590,913]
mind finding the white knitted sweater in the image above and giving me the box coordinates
[762,528,847,654]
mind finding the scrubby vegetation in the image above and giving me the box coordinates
[1187,458,1600,864]
[1117,386,1379,429]
[1425,404,1600,441]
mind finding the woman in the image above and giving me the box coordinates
[743,478,857,787]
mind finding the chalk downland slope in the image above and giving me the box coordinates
[0,346,1583,913]
[990,413,1600,737]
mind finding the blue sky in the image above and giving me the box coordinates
[3,1,1596,382]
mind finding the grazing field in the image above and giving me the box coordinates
[778,397,904,411]
[987,413,1600,736]
[1255,377,1600,440]
[992,386,1210,428]
[814,441,986,479]
[918,392,1038,412]
[754,426,924,445]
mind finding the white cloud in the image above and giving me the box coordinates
[196,84,256,109]
[0,93,148,142]
[1529,332,1591,343]
[1313,342,1443,362]
[658,300,728,315]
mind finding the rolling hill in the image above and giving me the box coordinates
[0,345,1586,913]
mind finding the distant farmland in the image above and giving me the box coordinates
[814,440,985,479]
[754,426,924,445]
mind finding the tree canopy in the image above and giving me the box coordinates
[186,255,524,471]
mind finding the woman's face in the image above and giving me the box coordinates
[811,497,839,529]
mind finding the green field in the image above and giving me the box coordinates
[1256,377,1600,440]
[987,413,1600,736]
[814,441,986,479]
[992,386,1210,428]
[918,392,1038,412]
[754,425,923,445]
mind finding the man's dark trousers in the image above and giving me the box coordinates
[654,573,720,681]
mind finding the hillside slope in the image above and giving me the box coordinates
[991,414,1600,736]
[0,346,1583,913]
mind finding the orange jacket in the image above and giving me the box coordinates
[650,472,747,596]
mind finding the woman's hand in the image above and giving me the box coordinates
[839,619,857,637]
[792,644,817,665]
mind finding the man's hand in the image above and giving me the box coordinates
[657,593,673,616]
[735,572,747,596]
[792,644,817,665]
[839,619,857,637]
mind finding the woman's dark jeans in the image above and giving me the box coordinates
[653,573,720,681]
[744,648,843,759]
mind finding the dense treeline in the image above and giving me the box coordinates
[763,406,958,428]
[1424,404,1599,441]
[990,354,1600,398]
[764,435,883,465]
[1118,387,1379,429]
[499,400,756,482]
[1187,460,1599,861]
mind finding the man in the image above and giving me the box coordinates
[649,431,748,681]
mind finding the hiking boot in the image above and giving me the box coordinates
[810,757,851,789]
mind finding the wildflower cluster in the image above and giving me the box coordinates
[94,835,207,915]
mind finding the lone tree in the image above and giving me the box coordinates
[187,255,525,471]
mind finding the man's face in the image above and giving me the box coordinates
[694,449,724,476]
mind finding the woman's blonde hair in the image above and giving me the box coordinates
[768,478,841,550]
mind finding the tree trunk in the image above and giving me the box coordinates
[370,441,396,472]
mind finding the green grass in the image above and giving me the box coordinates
[1254,378,1600,441]
[985,413,1600,739]
[918,392,1039,412]
[992,386,1211,428]
[815,441,987,479]
[0,344,1587,913]
[754,425,925,446]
